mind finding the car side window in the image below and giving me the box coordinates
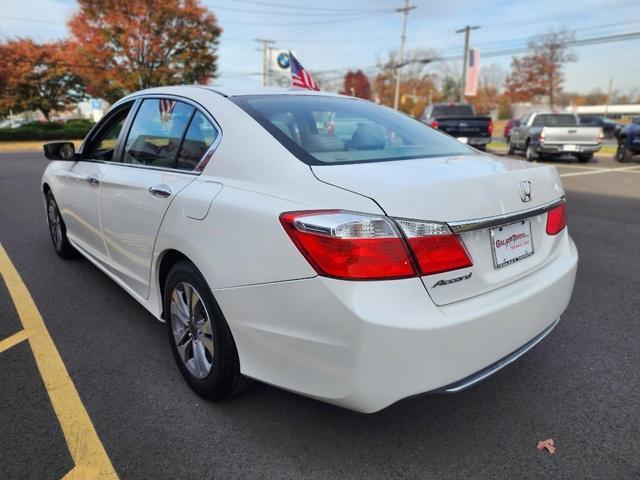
[84,105,132,161]
[176,111,218,171]
[123,99,194,168]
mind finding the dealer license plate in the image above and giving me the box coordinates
[490,220,534,269]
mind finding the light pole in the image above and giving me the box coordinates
[255,38,275,87]
[455,25,480,102]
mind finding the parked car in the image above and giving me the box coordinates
[503,118,517,139]
[578,115,619,138]
[614,117,640,162]
[419,103,493,151]
[41,86,577,413]
[507,112,603,162]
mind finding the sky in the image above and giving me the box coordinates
[1,0,639,95]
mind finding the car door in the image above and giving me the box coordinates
[99,97,217,299]
[54,103,134,264]
[512,116,528,148]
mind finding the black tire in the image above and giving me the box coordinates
[506,137,515,155]
[525,141,538,162]
[615,140,633,163]
[475,145,486,152]
[45,191,75,259]
[164,261,249,401]
[577,153,593,163]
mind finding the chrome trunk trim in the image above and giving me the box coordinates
[448,197,564,233]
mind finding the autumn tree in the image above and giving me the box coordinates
[0,39,85,120]
[342,70,371,99]
[68,0,222,102]
[469,64,504,115]
[505,30,576,107]
[373,48,438,116]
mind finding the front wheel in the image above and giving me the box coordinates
[164,261,249,401]
[615,142,633,163]
[45,191,75,259]
[577,153,593,163]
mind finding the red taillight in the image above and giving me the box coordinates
[395,219,473,275]
[280,211,473,280]
[487,120,494,136]
[280,211,415,280]
[546,203,567,235]
[430,120,440,129]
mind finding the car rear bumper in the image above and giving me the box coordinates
[537,142,601,154]
[462,136,491,146]
[214,233,578,413]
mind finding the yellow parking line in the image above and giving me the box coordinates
[0,244,118,480]
[0,329,30,353]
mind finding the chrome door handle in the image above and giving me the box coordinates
[85,175,100,185]
[149,185,172,198]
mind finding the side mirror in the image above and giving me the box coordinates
[43,142,78,161]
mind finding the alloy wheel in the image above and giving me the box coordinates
[170,282,214,379]
[47,199,63,249]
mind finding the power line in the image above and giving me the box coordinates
[306,30,640,76]
[215,4,392,16]
[218,11,392,26]
[226,0,391,13]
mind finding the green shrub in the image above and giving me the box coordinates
[0,121,94,141]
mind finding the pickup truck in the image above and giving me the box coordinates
[419,103,493,151]
[507,112,602,162]
[614,117,640,162]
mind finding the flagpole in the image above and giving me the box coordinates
[455,25,480,102]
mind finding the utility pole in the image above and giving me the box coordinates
[605,77,613,116]
[255,38,275,87]
[455,25,480,103]
[393,0,416,110]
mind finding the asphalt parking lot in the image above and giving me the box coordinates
[1,150,639,479]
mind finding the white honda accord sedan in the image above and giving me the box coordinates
[41,86,577,413]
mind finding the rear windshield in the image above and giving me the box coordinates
[232,95,474,165]
[532,114,578,127]
[431,105,475,118]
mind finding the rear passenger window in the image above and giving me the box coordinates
[123,99,193,168]
[177,111,218,171]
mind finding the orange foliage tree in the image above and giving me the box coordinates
[506,31,576,107]
[373,49,438,117]
[342,70,371,99]
[0,39,85,120]
[68,0,222,102]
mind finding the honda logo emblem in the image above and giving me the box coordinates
[519,181,532,202]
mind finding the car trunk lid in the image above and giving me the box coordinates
[311,154,566,305]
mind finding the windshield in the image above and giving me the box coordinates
[532,114,578,127]
[232,95,474,165]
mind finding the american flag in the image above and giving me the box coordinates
[289,52,320,91]
[159,99,176,115]
[464,48,479,97]
[159,98,176,125]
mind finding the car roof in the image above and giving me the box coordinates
[123,85,344,99]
